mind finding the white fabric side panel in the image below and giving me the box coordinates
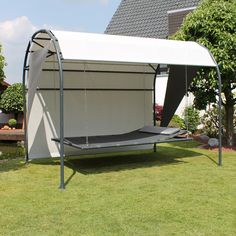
[28,91,152,158]
[28,91,60,158]
[27,48,61,158]
[40,72,153,89]
[28,70,153,159]
[27,51,59,158]
[28,48,48,114]
[64,90,152,137]
[52,30,216,67]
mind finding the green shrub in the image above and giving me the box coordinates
[169,114,185,128]
[183,106,200,133]
[0,83,23,118]
[200,105,236,138]
[201,106,225,138]
[8,118,17,128]
[0,142,25,160]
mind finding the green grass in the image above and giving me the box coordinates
[0,141,24,160]
[0,141,236,236]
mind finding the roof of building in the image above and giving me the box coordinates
[1,81,10,87]
[0,81,10,92]
[105,0,201,39]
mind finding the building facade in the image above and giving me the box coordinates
[105,0,201,116]
[105,0,201,39]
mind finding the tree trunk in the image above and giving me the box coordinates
[225,104,234,147]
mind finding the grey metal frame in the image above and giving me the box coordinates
[22,42,31,163]
[216,65,222,166]
[23,30,223,190]
[151,65,161,152]
[23,29,65,189]
[197,43,222,166]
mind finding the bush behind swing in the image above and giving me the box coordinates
[182,106,201,133]
[8,118,17,128]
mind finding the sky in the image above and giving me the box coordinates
[0,0,121,84]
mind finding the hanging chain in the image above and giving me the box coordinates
[143,65,146,127]
[185,65,189,138]
[83,63,89,146]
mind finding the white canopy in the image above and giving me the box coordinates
[50,30,217,67]
[28,31,217,67]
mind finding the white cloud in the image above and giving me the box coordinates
[0,16,37,44]
[0,16,38,83]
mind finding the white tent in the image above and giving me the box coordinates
[23,29,222,188]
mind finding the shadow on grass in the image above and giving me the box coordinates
[0,158,26,173]
[22,145,203,186]
[203,154,219,165]
[168,141,220,166]
[64,146,202,175]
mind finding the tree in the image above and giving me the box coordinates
[0,83,23,120]
[0,43,5,82]
[172,0,236,146]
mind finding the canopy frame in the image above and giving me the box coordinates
[23,29,222,189]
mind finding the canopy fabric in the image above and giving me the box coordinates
[51,30,217,67]
[28,47,49,115]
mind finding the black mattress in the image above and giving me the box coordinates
[52,127,191,150]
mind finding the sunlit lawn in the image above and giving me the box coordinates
[0,141,235,236]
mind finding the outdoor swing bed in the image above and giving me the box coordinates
[23,29,222,189]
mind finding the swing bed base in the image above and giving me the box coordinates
[52,126,192,151]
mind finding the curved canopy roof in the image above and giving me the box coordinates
[33,30,217,67]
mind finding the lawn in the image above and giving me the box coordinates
[0,141,235,236]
